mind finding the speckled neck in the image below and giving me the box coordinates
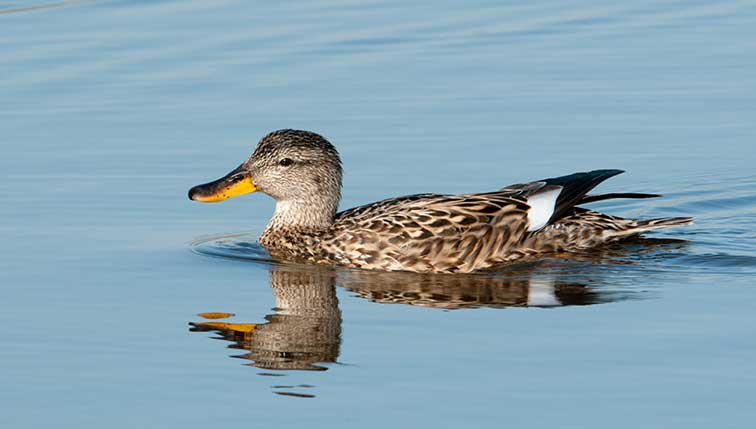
[271,200,337,228]
[259,190,340,245]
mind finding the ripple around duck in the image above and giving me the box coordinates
[667,253,756,270]
[191,232,274,263]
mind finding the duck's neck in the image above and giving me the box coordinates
[263,195,339,238]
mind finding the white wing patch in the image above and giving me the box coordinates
[526,186,562,232]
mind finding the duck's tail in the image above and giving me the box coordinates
[609,216,694,239]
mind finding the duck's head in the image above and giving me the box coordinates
[189,129,343,227]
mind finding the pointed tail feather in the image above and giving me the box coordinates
[611,217,694,238]
[580,193,660,204]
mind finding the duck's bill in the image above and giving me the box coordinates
[188,164,257,203]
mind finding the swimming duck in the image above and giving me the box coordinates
[189,129,692,273]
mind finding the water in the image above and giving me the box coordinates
[2,1,756,427]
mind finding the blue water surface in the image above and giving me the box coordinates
[2,1,755,428]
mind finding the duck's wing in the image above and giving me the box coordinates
[327,170,630,271]
[500,169,642,227]
[329,193,533,272]
[335,169,630,235]
[334,193,532,234]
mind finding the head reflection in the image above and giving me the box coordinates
[191,268,340,371]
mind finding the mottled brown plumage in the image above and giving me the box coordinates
[189,129,693,273]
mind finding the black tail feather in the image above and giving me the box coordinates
[580,192,660,204]
[542,169,624,223]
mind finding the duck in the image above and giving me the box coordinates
[188,129,692,273]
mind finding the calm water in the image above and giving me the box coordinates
[2,1,756,427]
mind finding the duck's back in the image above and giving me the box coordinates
[321,192,534,272]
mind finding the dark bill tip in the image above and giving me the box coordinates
[188,185,203,201]
[187,164,257,203]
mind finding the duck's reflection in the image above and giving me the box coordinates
[339,268,608,309]
[189,260,629,374]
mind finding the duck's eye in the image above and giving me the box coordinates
[278,158,294,167]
